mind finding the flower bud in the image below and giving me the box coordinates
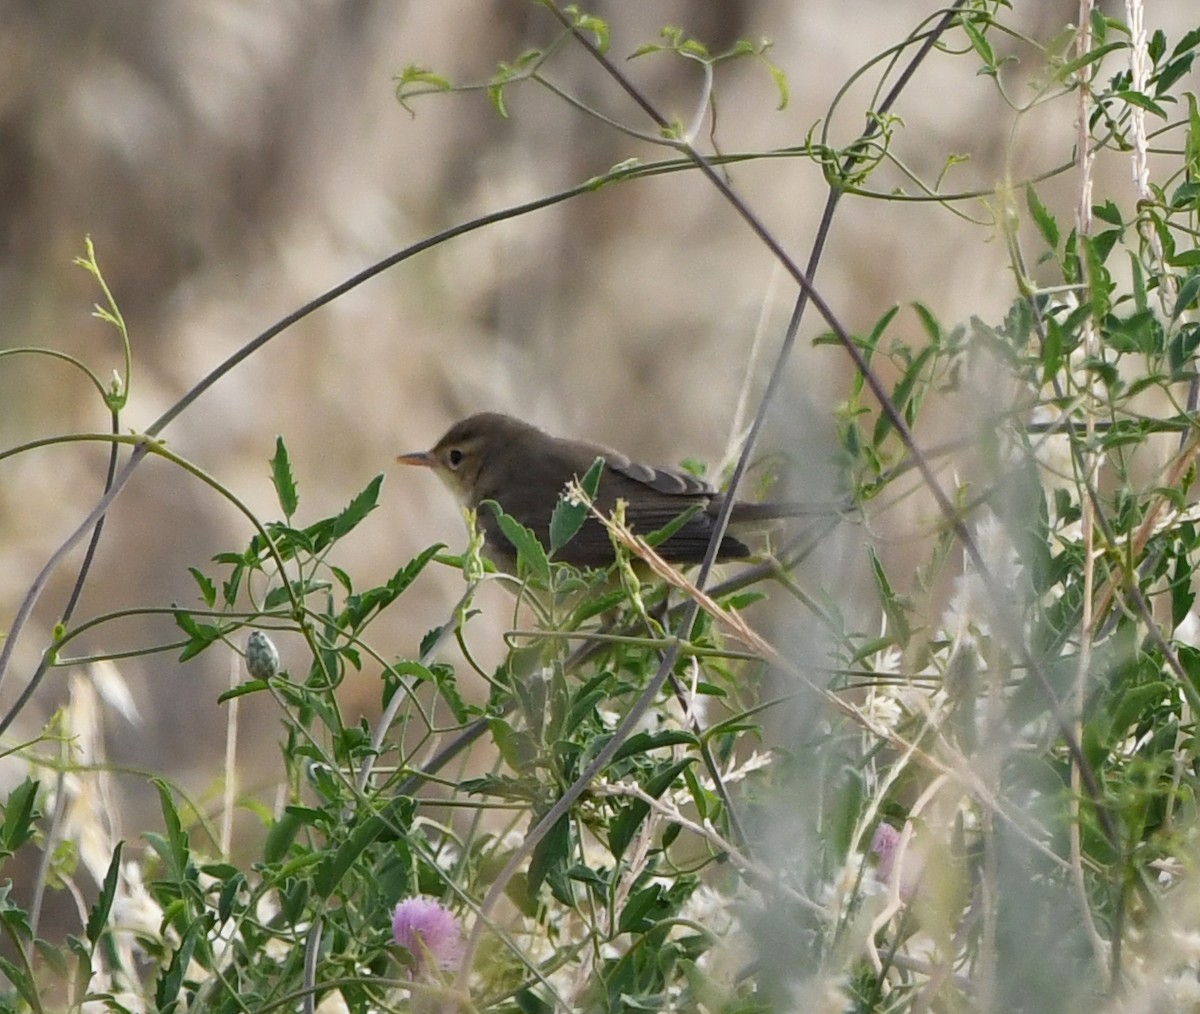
[245,631,280,679]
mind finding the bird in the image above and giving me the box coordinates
[397,412,808,571]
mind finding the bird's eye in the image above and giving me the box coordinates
[447,448,465,469]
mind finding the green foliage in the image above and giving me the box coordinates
[7,4,1200,1013]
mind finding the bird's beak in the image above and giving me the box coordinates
[396,450,437,468]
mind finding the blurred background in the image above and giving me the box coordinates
[0,0,1174,867]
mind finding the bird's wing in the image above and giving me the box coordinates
[561,458,747,564]
[483,436,746,566]
[604,453,718,497]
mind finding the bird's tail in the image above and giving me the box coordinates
[726,499,853,523]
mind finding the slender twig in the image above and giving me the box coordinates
[221,649,240,860]
[1067,0,1112,979]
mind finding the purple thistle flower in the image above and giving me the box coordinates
[392,896,463,977]
[869,823,901,885]
[870,822,924,899]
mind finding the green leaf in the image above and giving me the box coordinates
[154,920,199,1012]
[512,47,544,71]
[722,590,766,610]
[1187,93,1200,177]
[611,729,696,764]
[1172,271,1200,322]
[872,344,933,447]
[961,16,995,72]
[1115,89,1168,118]
[1153,53,1194,97]
[549,456,604,554]
[1026,186,1059,250]
[263,577,330,611]
[0,954,38,1011]
[1171,551,1196,630]
[388,660,470,724]
[150,779,190,882]
[331,564,353,594]
[618,883,668,934]
[644,504,703,547]
[565,586,626,628]
[1148,28,1165,64]
[173,610,223,662]
[868,547,911,645]
[1055,41,1125,80]
[263,809,307,865]
[1046,316,1065,379]
[393,65,452,114]
[86,841,124,945]
[1107,309,1160,355]
[850,636,898,665]
[1062,227,1080,284]
[487,502,550,583]
[1092,199,1123,226]
[527,812,571,900]
[764,53,789,110]
[1090,227,1121,265]
[568,10,609,53]
[215,871,247,924]
[1003,296,1033,348]
[629,42,666,58]
[221,566,244,607]
[1129,251,1148,312]
[609,759,693,860]
[563,670,620,735]
[1170,26,1200,60]
[855,307,900,398]
[394,65,451,91]
[217,679,270,703]
[270,437,299,519]
[911,301,942,343]
[314,798,413,896]
[339,543,444,629]
[683,764,710,821]
[1082,234,1113,321]
[329,473,383,542]
[488,80,509,118]
[1169,323,1200,373]
[1,778,40,852]
[1178,645,1200,703]
[188,567,216,608]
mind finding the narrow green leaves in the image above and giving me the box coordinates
[174,609,224,662]
[188,566,217,608]
[961,15,997,76]
[1026,185,1059,251]
[86,841,124,946]
[549,456,605,554]
[393,65,452,115]
[489,501,551,583]
[1,778,39,855]
[271,437,298,519]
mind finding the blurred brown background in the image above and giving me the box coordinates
[0,0,1174,847]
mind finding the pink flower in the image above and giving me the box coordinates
[391,897,463,977]
[869,823,901,885]
[869,822,925,899]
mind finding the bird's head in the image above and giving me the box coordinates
[396,412,533,506]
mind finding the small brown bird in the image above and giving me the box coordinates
[397,412,805,570]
